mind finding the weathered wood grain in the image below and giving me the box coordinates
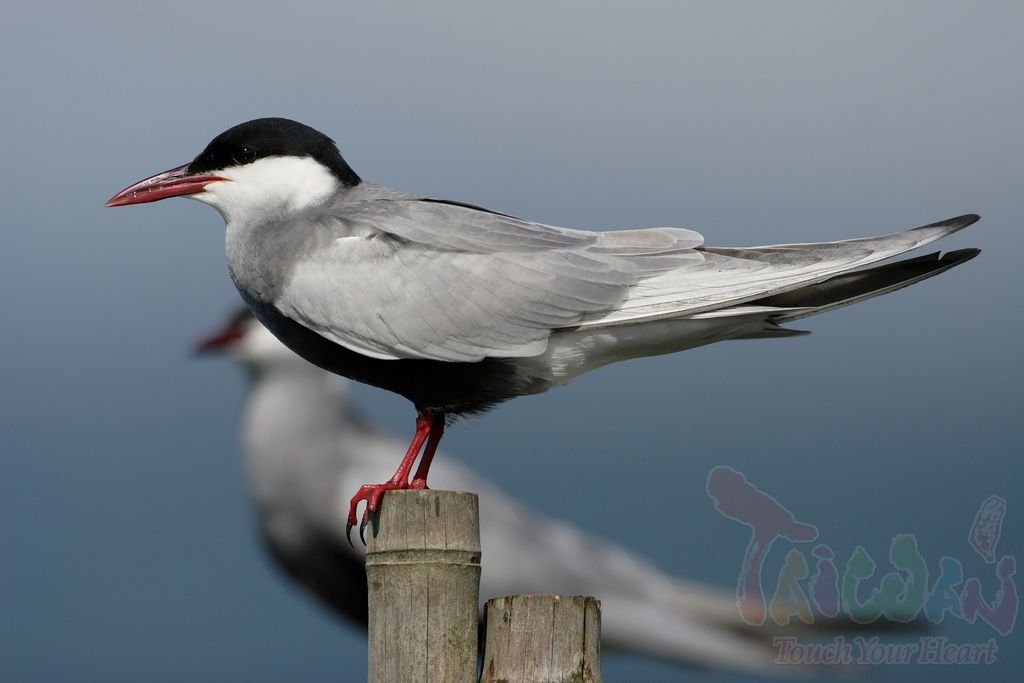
[365,490,481,683]
[481,594,602,683]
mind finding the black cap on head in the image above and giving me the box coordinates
[188,118,361,187]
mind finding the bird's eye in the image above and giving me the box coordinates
[233,145,257,165]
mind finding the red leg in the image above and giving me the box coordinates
[346,411,445,542]
[409,414,445,489]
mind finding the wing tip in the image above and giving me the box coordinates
[922,213,981,231]
[940,247,981,264]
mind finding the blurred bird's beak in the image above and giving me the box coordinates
[193,325,243,355]
[106,164,227,207]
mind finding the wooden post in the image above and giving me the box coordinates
[481,595,602,683]
[365,490,481,683]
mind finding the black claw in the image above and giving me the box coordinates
[346,520,356,548]
[359,515,369,546]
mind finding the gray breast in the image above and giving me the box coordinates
[226,214,338,305]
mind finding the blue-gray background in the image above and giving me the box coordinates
[2,1,1020,681]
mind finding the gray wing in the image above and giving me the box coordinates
[276,198,975,363]
[336,193,705,254]
[275,198,704,362]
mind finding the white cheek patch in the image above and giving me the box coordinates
[200,155,341,221]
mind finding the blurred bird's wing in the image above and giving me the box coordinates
[325,427,786,671]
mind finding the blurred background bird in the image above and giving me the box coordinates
[198,308,896,674]
[196,309,780,672]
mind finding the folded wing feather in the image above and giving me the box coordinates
[275,201,976,363]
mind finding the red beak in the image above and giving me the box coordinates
[106,164,227,207]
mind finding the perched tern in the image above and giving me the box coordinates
[108,117,980,538]
[197,308,879,673]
